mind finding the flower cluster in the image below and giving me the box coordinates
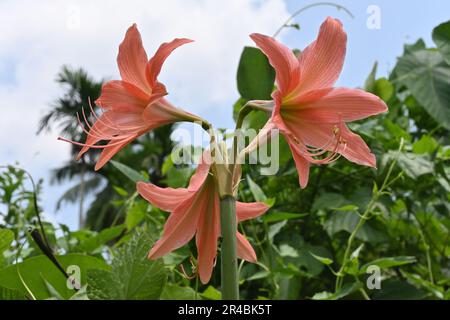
[61,18,387,283]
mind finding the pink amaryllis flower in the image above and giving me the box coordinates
[137,152,269,284]
[248,17,388,188]
[59,24,203,170]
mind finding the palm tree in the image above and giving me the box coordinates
[37,66,103,228]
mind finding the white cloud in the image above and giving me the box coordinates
[0,0,289,229]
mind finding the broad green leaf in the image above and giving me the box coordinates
[69,285,89,300]
[433,20,450,65]
[404,38,426,54]
[412,135,438,154]
[77,225,124,253]
[384,119,411,141]
[395,49,450,129]
[86,269,120,300]
[262,212,307,223]
[161,284,198,300]
[0,228,14,265]
[312,193,348,211]
[0,286,25,300]
[403,272,444,299]
[284,245,331,277]
[87,230,167,300]
[0,254,109,300]
[372,279,427,300]
[43,277,65,300]
[312,282,362,300]
[110,160,147,183]
[163,166,192,188]
[360,256,416,274]
[201,285,221,300]
[387,151,434,178]
[374,78,394,102]
[237,46,275,100]
[125,201,146,230]
[323,211,387,243]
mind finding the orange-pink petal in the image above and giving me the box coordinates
[285,136,311,189]
[250,33,299,95]
[236,232,257,263]
[286,87,388,122]
[288,17,347,100]
[95,135,138,170]
[339,124,377,167]
[148,193,201,260]
[146,38,193,88]
[136,182,191,212]
[95,80,149,112]
[236,201,270,222]
[195,180,221,284]
[187,151,212,192]
[117,24,151,94]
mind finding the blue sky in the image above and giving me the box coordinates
[0,0,449,230]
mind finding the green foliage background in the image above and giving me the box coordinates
[0,20,449,300]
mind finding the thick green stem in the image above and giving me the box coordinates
[220,195,239,300]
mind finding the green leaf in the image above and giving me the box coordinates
[237,46,275,100]
[364,61,378,92]
[312,282,362,300]
[110,160,147,183]
[433,20,450,65]
[346,244,364,275]
[0,254,109,300]
[279,244,299,258]
[163,166,192,188]
[412,135,438,154]
[246,175,267,202]
[403,272,444,299]
[404,39,426,54]
[395,49,450,129]
[113,186,128,197]
[372,279,427,300]
[389,152,434,178]
[161,284,198,300]
[268,220,287,241]
[43,277,65,300]
[0,286,25,300]
[201,285,221,300]
[87,230,167,300]
[374,78,394,102]
[247,270,270,281]
[309,252,333,265]
[69,285,89,300]
[262,212,307,223]
[86,269,120,300]
[0,228,14,265]
[360,256,416,274]
[77,225,124,253]
[125,201,146,230]
[323,211,387,243]
[332,204,359,212]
